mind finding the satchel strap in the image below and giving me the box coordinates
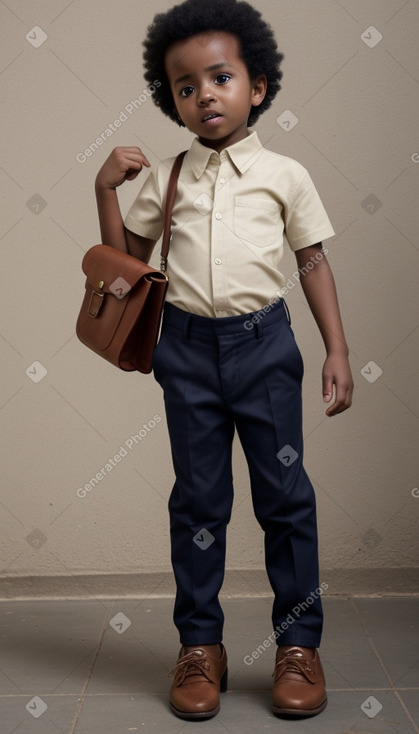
[160,150,187,272]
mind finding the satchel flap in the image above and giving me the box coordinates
[81,244,166,295]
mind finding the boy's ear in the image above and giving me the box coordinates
[251,74,267,108]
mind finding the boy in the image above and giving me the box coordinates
[95,0,353,721]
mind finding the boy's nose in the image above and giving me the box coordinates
[198,86,216,106]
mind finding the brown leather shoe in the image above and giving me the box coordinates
[272,646,327,717]
[168,644,228,720]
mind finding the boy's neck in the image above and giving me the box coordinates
[197,128,250,153]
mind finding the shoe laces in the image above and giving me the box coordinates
[273,649,316,684]
[168,649,214,687]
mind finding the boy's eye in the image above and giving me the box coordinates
[180,85,195,97]
[215,74,231,85]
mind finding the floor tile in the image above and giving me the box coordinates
[0,600,110,694]
[0,596,418,734]
[398,690,419,730]
[72,689,418,734]
[88,599,178,694]
[353,598,419,687]
[0,695,80,734]
[320,597,391,689]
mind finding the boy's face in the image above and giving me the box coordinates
[165,32,266,151]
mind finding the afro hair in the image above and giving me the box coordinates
[143,0,284,127]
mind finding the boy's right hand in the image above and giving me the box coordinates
[95,146,151,190]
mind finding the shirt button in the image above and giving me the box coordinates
[219,178,226,184]
[214,257,222,265]
[215,212,222,220]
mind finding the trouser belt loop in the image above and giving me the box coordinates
[254,319,263,339]
[183,313,192,341]
[183,312,192,340]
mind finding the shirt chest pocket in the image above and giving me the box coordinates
[233,196,281,247]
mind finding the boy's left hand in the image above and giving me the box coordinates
[322,352,354,417]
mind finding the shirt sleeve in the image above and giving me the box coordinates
[124,169,164,240]
[284,170,335,251]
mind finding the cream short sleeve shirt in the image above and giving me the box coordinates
[124,131,335,317]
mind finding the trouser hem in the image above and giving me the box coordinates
[179,632,224,646]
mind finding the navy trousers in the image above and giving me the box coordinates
[152,298,323,648]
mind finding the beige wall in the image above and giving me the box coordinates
[1,0,418,592]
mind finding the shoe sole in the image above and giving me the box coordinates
[272,697,327,717]
[170,702,221,720]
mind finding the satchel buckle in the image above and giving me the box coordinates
[88,282,105,318]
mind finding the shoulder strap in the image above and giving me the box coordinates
[160,150,187,272]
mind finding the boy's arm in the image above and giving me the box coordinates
[294,243,354,417]
[95,146,156,262]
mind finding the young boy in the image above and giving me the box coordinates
[95,0,353,721]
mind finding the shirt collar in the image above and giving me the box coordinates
[187,130,263,179]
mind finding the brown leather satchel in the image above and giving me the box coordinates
[76,151,186,373]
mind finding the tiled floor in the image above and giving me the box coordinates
[0,596,418,733]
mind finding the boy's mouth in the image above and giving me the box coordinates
[202,112,223,123]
